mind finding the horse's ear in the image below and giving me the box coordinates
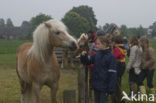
[85,34,88,39]
[44,22,51,28]
[82,35,86,39]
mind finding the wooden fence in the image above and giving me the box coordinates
[54,48,91,103]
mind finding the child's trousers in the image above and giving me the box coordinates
[138,69,155,88]
[94,90,108,103]
[111,77,122,103]
[111,62,125,103]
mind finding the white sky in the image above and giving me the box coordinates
[0,0,156,28]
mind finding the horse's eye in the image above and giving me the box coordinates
[55,32,60,35]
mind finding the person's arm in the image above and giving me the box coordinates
[108,56,117,94]
[80,53,95,65]
[127,46,137,70]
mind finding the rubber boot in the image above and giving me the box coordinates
[150,88,156,101]
[139,86,146,94]
[130,84,136,96]
[139,86,146,100]
[150,88,156,94]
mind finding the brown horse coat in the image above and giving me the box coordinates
[16,19,77,103]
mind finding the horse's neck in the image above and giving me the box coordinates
[30,44,54,63]
[85,42,89,52]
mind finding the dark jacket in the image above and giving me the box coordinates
[80,49,117,94]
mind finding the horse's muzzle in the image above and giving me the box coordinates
[69,41,77,51]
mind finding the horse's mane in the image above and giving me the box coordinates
[78,33,88,42]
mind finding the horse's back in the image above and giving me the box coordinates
[16,42,33,62]
[17,42,32,54]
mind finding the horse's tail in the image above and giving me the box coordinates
[16,47,20,79]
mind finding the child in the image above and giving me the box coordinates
[126,36,142,95]
[88,30,105,87]
[138,37,155,95]
[80,35,117,103]
[112,35,127,103]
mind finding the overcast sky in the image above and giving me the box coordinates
[0,0,156,28]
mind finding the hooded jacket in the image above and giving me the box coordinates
[80,49,117,94]
[141,47,155,70]
[113,44,127,62]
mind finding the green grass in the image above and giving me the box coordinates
[0,40,30,65]
[0,68,77,103]
[0,39,156,103]
[0,40,30,54]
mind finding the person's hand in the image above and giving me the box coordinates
[81,51,87,56]
[76,55,80,59]
[75,51,87,59]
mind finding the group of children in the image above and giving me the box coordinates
[78,30,155,103]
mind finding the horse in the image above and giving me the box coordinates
[76,33,89,54]
[16,19,78,103]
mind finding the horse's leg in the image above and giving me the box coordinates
[20,81,41,103]
[19,80,32,103]
[48,82,59,103]
[30,82,41,103]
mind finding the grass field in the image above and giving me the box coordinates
[0,40,156,103]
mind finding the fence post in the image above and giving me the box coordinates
[85,66,89,103]
[78,66,86,103]
[63,89,76,103]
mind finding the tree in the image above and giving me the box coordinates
[70,5,97,31]
[120,25,128,37]
[0,18,5,37]
[136,25,145,36]
[6,18,14,27]
[103,23,110,31]
[28,13,52,39]
[62,11,90,37]
[0,18,5,27]
[152,29,156,37]
[152,21,156,30]
[149,21,156,37]
[20,21,31,36]
[21,21,31,28]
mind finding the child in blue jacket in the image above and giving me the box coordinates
[80,35,117,103]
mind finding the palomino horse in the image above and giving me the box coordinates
[76,33,89,54]
[16,19,78,103]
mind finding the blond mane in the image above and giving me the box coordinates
[78,33,88,42]
[28,19,68,63]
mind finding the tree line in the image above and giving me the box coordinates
[0,5,156,40]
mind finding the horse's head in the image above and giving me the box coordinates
[77,33,88,49]
[43,19,78,51]
[74,33,89,55]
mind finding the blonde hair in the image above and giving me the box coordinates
[97,35,111,47]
